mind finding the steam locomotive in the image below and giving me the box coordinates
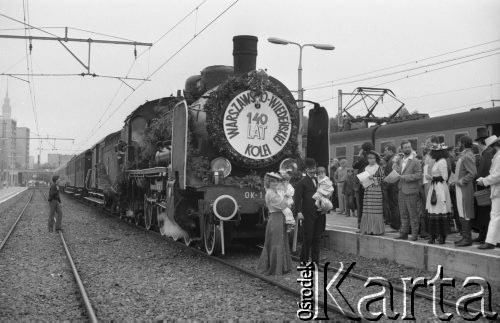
[55,35,305,255]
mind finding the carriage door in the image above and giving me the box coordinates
[171,100,188,189]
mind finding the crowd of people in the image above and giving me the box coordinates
[257,127,500,276]
[329,127,500,249]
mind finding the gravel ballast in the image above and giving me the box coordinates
[0,189,85,321]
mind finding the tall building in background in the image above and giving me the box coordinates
[0,87,17,184]
[0,88,31,185]
[16,127,30,169]
[47,153,73,167]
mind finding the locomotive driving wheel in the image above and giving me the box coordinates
[144,197,153,230]
[203,213,221,256]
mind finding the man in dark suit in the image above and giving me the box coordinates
[48,175,63,232]
[473,127,494,243]
[393,140,422,240]
[295,158,324,264]
[382,144,400,230]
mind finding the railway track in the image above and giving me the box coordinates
[0,189,97,322]
[70,191,500,320]
[65,192,359,320]
[0,189,34,252]
[38,190,98,323]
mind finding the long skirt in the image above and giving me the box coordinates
[426,182,451,237]
[360,185,385,235]
[258,212,292,275]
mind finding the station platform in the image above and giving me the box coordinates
[0,186,28,204]
[324,211,500,285]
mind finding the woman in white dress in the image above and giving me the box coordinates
[425,144,452,244]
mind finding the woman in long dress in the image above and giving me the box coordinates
[258,172,293,275]
[426,144,452,244]
[359,151,385,235]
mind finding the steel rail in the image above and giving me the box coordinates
[66,193,363,321]
[58,231,98,323]
[65,191,499,320]
[0,189,34,252]
[40,191,98,323]
[289,253,498,319]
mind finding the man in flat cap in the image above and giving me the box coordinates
[295,157,324,264]
[48,175,63,232]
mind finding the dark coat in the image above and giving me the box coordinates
[48,183,61,203]
[477,147,494,178]
[294,175,319,217]
[455,149,477,219]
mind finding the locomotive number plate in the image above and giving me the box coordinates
[243,191,264,199]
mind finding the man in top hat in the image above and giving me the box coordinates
[295,157,325,264]
[48,175,63,232]
[473,127,494,244]
[477,135,500,249]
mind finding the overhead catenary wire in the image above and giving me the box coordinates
[305,47,500,91]
[75,0,239,153]
[401,82,500,101]
[304,38,500,89]
[75,0,210,150]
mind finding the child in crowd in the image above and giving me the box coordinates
[343,168,360,217]
[313,167,334,213]
[278,169,296,228]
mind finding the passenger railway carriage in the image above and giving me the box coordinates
[331,107,500,164]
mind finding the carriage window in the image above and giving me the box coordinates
[130,117,147,145]
[380,141,395,154]
[353,144,362,156]
[336,146,347,160]
[408,138,418,151]
[436,135,445,144]
[454,132,469,146]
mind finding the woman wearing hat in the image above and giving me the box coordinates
[477,135,500,249]
[257,172,293,275]
[425,144,452,244]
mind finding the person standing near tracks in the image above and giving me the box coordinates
[48,175,63,232]
[393,140,423,241]
[295,158,325,264]
[257,172,293,275]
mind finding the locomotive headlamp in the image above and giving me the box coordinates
[210,157,232,178]
[279,158,298,173]
[213,194,238,221]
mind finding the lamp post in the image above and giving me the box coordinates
[267,37,334,155]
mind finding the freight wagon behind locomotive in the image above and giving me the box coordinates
[61,35,302,255]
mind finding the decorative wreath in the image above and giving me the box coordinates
[204,70,299,168]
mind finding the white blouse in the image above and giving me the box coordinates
[431,158,448,181]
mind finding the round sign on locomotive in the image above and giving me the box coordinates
[224,90,292,160]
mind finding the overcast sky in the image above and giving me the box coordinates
[1,0,499,162]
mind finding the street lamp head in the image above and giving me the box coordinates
[267,37,290,45]
[312,43,335,50]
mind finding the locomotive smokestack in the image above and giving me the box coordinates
[233,35,258,75]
